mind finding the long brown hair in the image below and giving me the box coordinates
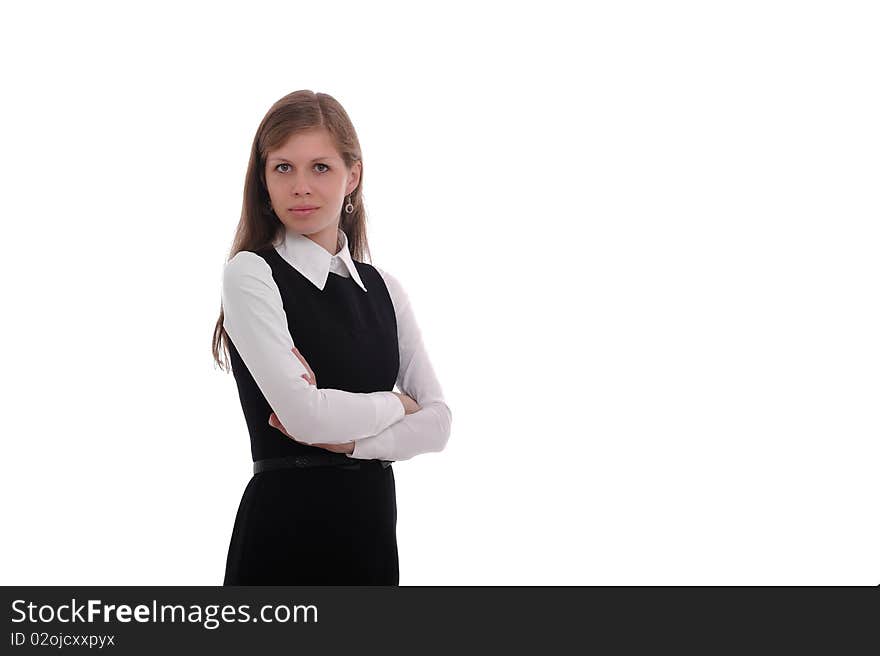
[211,90,372,372]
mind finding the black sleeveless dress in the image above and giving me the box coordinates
[223,246,401,585]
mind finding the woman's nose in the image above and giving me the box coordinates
[288,175,312,195]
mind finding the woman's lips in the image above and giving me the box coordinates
[289,207,319,215]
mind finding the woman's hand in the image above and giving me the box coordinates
[394,392,422,415]
[268,412,354,454]
[292,345,316,387]
[265,346,355,455]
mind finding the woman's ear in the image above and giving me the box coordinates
[347,161,362,195]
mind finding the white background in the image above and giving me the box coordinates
[1,1,877,585]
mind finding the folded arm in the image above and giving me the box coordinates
[347,266,452,461]
[222,251,405,445]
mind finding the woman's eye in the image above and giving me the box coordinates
[274,163,330,173]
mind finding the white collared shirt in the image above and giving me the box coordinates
[221,227,451,461]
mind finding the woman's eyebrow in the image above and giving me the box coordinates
[268,155,333,163]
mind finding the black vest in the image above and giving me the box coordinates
[227,247,400,462]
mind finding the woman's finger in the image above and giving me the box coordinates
[292,346,317,385]
[296,347,315,381]
[269,412,299,441]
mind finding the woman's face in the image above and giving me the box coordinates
[264,127,361,237]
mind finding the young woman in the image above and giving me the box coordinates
[212,90,452,585]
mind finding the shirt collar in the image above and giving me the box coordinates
[273,226,368,292]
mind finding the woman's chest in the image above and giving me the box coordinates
[276,275,400,392]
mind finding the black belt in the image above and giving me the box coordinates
[253,453,392,475]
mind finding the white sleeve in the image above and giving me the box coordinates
[222,251,405,445]
[347,266,452,461]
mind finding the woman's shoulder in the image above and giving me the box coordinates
[362,262,396,289]
[367,263,410,310]
[223,249,275,287]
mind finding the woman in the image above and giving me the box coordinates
[211,90,452,585]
